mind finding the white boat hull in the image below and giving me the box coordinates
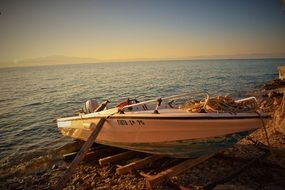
[57,109,267,157]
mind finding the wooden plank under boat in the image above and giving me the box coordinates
[57,92,270,158]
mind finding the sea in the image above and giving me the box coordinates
[0,59,284,172]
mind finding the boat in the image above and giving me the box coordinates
[57,92,269,158]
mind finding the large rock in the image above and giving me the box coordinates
[279,66,285,80]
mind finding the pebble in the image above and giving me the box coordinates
[82,174,91,180]
[72,177,83,185]
[1,80,285,190]
[91,181,96,187]
[96,185,110,190]
[52,164,58,169]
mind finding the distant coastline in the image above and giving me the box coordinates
[0,55,285,69]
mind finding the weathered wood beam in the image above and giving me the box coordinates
[142,153,215,188]
[99,150,138,166]
[116,155,162,175]
[85,147,125,161]
[63,146,122,162]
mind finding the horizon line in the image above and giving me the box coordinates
[0,56,285,69]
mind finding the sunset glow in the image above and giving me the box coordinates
[0,0,285,67]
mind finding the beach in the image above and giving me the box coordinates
[1,75,284,190]
[1,1,285,189]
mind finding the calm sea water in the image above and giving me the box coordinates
[0,59,284,169]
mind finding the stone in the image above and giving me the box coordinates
[104,178,111,183]
[96,185,110,190]
[91,181,96,187]
[52,164,58,170]
[72,177,83,185]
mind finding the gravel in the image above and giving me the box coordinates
[1,79,284,190]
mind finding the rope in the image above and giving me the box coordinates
[181,96,274,156]
[181,96,258,113]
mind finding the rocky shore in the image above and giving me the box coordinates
[1,79,285,190]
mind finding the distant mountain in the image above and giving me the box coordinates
[0,55,98,68]
[1,53,284,68]
[100,53,285,63]
[170,52,285,61]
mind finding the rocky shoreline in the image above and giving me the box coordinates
[1,79,285,190]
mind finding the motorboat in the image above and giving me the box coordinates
[57,92,269,158]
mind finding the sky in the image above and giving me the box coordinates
[0,0,285,67]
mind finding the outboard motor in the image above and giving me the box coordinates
[82,99,99,114]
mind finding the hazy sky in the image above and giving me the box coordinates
[0,0,285,64]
